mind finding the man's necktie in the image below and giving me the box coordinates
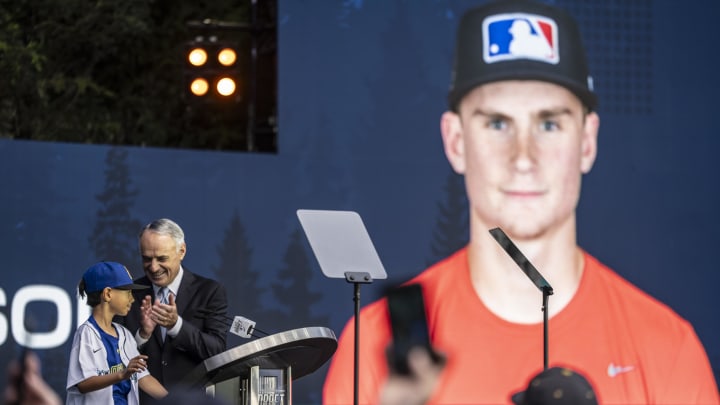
[158,287,168,340]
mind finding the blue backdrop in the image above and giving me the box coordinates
[1,1,718,403]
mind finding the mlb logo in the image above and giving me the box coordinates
[483,13,559,64]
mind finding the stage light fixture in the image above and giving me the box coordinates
[184,38,242,102]
[190,78,210,96]
[218,48,237,66]
[216,77,237,97]
[183,11,277,152]
[188,48,208,67]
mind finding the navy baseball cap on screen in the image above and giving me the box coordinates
[448,0,597,111]
[512,367,598,405]
[82,261,148,293]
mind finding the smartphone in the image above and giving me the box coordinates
[386,283,440,375]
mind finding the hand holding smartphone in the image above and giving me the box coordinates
[385,283,444,376]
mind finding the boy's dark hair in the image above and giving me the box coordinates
[78,279,103,307]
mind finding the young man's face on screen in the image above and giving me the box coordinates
[443,80,599,240]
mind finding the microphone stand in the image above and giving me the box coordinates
[345,271,373,405]
[541,286,551,370]
[489,228,554,370]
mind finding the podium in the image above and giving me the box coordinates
[183,326,337,405]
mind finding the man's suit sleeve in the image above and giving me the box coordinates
[171,280,228,361]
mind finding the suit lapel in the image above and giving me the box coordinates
[174,270,195,320]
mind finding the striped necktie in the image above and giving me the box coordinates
[158,287,168,340]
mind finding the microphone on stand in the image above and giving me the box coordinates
[488,228,553,293]
[489,227,554,370]
[229,316,256,338]
[194,309,270,338]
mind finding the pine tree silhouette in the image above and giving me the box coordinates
[270,229,328,329]
[212,210,270,349]
[270,228,330,404]
[89,147,143,271]
[212,210,257,318]
[427,169,469,267]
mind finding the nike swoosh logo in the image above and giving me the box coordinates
[607,363,635,377]
[93,348,102,353]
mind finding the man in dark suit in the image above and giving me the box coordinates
[121,218,228,397]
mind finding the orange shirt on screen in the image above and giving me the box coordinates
[323,248,719,405]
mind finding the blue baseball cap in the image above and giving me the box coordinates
[82,261,148,293]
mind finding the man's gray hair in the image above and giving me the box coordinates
[139,218,185,252]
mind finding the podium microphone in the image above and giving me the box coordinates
[194,309,270,338]
[229,316,256,338]
[489,227,554,370]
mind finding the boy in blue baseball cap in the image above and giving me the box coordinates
[66,261,168,404]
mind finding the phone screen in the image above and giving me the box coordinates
[386,283,433,375]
